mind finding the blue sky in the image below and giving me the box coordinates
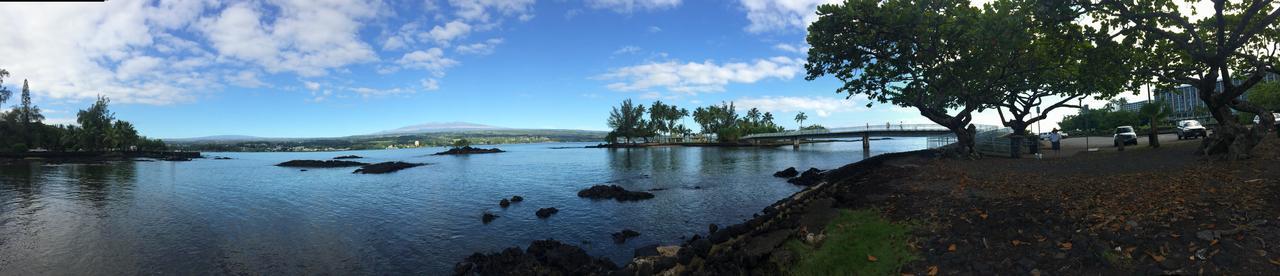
[0,0,1133,138]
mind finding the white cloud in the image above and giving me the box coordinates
[198,0,380,77]
[456,38,504,55]
[448,0,536,22]
[421,78,441,91]
[424,20,473,45]
[229,71,268,88]
[773,42,808,54]
[734,96,861,117]
[613,46,642,55]
[304,81,322,91]
[648,26,662,33]
[599,56,805,94]
[586,0,681,13]
[396,48,459,76]
[738,0,840,33]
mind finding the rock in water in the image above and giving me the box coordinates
[276,160,368,168]
[536,207,559,218]
[433,146,505,155]
[612,229,641,244]
[577,185,655,201]
[773,167,799,178]
[353,162,425,174]
[510,195,524,202]
[499,199,511,208]
[454,239,618,275]
[332,155,362,159]
[482,212,498,224]
[786,168,824,186]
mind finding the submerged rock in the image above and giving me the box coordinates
[536,207,559,219]
[612,229,641,244]
[773,167,799,178]
[499,199,511,208]
[786,168,824,186]
[276,160,368,168]
[353,162,425,174]
[332,155,363,159]
[482,212,498,224]
[453,239,618,276]
[163,157,193,162]
[577,185,655,201]
[433,146,505,155]
[213,156,233,160]
[510,195,524,202]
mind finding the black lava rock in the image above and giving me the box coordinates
[510,195,524,202]
[353,162,425,174]
[454,239,617,275]
[577,185,655,201]
[482,212,498,224]
[434,146,505,155]
[786,168,824,186]
[536,207,559,218]
[499,199,511,208]
[709,223,719,234]
[277,160,368,168]
[634,244,660,258]
[773,167,799,178]
[612,229,641,244]
[332,155,362,159]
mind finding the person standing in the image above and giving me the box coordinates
[1049,128,1063,155]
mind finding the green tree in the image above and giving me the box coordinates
[806,0,1017,155]
[112,120,140,151]
[1139,101,1173,147]
[1251,80,1280,112]
[0,69,10,106]
[452,138,471,148]
[607,99,648,144]
[794,112,807,129]
[692,102,741,142]
[77,96,116,151]
[1086,0,1280,159]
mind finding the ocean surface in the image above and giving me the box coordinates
[0,139,926,275]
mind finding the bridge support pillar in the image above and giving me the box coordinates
[793,138,800,149]
[862,132,870,151]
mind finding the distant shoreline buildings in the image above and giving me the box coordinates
[1123,73,1278,123]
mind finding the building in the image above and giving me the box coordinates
[1119,100,1148,113]
[1155,73,1279,123]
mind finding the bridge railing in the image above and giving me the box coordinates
[742,124,998,139]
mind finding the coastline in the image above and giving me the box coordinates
[0,151,203,165]
[456,139,1280,275]
[585,138,893,149]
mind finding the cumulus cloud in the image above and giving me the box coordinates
[586,0,681,13]
[396,48,459,76]
[449,0,537,22]
[738,0,839,33]
[456,38,504,55]
[773,43,809,54]
[613,46,643,55]
[599,56,805,94]
[198,1,380,77]
[734,96,861,117]
[423,20,473,45]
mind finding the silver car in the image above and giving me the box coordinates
[1176,120,1206,140]
[1114,126,1138,147]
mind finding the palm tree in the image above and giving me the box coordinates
[794,112,808,130]
[1139,102,1172,148]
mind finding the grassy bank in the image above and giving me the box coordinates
[784,209,915,276]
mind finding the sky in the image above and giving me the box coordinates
[0,0,1160,139]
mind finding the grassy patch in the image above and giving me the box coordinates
[785,209,915,276]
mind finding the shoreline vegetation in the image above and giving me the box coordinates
[0,151,202,165]
[455,139,1280,275]
[585,138,894,149]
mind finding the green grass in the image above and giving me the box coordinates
[785,209,916,276]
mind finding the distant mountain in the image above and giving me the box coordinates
[166,135,272,142]
[372,121,506,135]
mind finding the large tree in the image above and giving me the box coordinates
[806,0,1020,155]
[1086,0,1280,159]
[607,99,648,144]
[0,69,10,106]
[77,96,116,151]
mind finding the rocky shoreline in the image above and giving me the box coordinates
[454,138,1280,275]
[0,151,204,165]
[434,146,505,155]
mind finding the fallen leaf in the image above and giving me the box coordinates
[1012,240,1023,246]
[980,213,989,220]
[927,266,939,276]
[1059,242,1073,250]
[948,244,957,252]
[867,255,878,262]
[1270,258,1280,266]
[1148,252,1166,262]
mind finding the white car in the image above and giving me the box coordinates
[1176,120,1206,140]
[1254,113,1280,128]
[1113,126,1138,147]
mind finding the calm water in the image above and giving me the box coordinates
[0,139,925,275]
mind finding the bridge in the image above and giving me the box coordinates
[741,123,1002,150]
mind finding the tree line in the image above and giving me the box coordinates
[0,69,166,153]
[606,99,797,144]
[804,0,1279,159]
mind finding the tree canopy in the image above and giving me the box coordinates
[0,69,166,152]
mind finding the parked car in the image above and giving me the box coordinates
[1254,113,1280,128]
[1038,131,1070,140]
[1114,126,1138,147]
[1176,120,1206,140]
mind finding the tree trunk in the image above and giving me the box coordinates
[944,123,977,158]
[1149,115,1160,148]
[1006,122,1030,158]
[1199,105,1264,160]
